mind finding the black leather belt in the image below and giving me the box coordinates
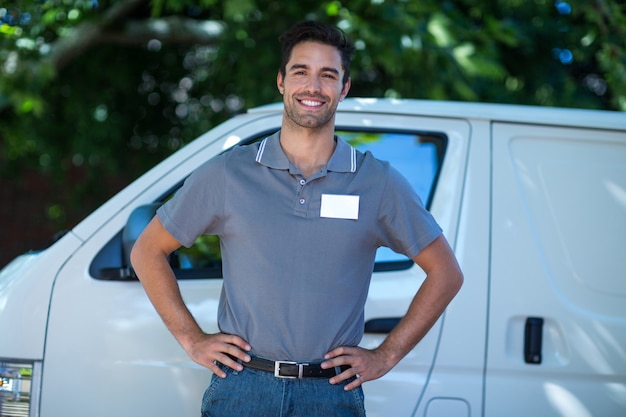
[227,354,350,379]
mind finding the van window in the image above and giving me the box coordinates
[340,130,444,263]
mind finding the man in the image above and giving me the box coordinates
[131,20,463,416]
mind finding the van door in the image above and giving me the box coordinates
[488,123,626,415]
[337,114,470,417]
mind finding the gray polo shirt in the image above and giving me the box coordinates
[158,131,441,361]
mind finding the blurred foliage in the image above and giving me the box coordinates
[177,234,221,268]
[0,0,624,230]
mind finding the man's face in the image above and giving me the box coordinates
[277,41,351,130]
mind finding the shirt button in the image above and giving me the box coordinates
[299,179,306,186]
[299,198,306,205]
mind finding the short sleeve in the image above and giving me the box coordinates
[157,154,226,247]
[376,164,442,259]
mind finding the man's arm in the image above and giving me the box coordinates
[130,216,251,377]
[322,234,463,390]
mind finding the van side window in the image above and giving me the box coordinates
[341,131,445,265]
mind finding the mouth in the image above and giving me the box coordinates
[298,98,325,108]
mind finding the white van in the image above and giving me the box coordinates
[1,99,625,417]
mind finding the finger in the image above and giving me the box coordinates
[343,375,363,391]
[207,333,251,362]
[219,333,252,353]
[324,346,352,360]
[191,347,241,373]
[206,360,228,378]
[329,368,364,389]
[190,333,251,371]
[214,342,252,370]
[214,353,245,372]
[223,344,252,363]
[322,346,357,369]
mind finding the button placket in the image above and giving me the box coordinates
[294,176,309,216]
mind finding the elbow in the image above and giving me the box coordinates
[129,243,139,271]
[129,232,153,277]
[453,268,464,294]
[129,239,144,276]
[444,263,464,300]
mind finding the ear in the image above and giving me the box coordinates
[339,77,351,101]
[277,71,285,95]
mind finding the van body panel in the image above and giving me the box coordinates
[487,123,626,416]
[41,271,219,416]
[0,232,81,359]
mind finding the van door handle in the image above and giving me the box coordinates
[524,317,544,364]
[364,318,401,334]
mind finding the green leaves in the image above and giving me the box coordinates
[1,0,624,231]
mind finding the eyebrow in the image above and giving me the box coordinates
[288,63,340,76]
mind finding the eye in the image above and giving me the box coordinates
[290,68,307,76]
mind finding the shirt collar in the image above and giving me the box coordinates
[255,130,357,173]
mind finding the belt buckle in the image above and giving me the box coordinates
[274,360,306,379]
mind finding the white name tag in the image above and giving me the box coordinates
[320,194,360,220]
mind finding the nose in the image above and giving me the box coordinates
[304,75,321,93]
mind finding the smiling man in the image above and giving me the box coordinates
[131,21,463,417]
[277,29,352,177]
[280,42,348,127]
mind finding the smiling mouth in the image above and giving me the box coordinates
[299,99,324,107]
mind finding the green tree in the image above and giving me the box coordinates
[0,0,624,234]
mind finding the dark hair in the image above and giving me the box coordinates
[279,21,355,86]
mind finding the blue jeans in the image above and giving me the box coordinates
[201,362,366,416]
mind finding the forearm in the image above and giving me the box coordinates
[377,265,462,365]
[322,256,462,391]
[131,235,204,350]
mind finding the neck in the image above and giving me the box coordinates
[279,123,336,178]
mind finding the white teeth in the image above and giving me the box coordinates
[301,100,322,107]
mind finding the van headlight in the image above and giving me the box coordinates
[0,359,41,417]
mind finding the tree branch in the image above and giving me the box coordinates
[44,0,149,70]
[98,17,225,46]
